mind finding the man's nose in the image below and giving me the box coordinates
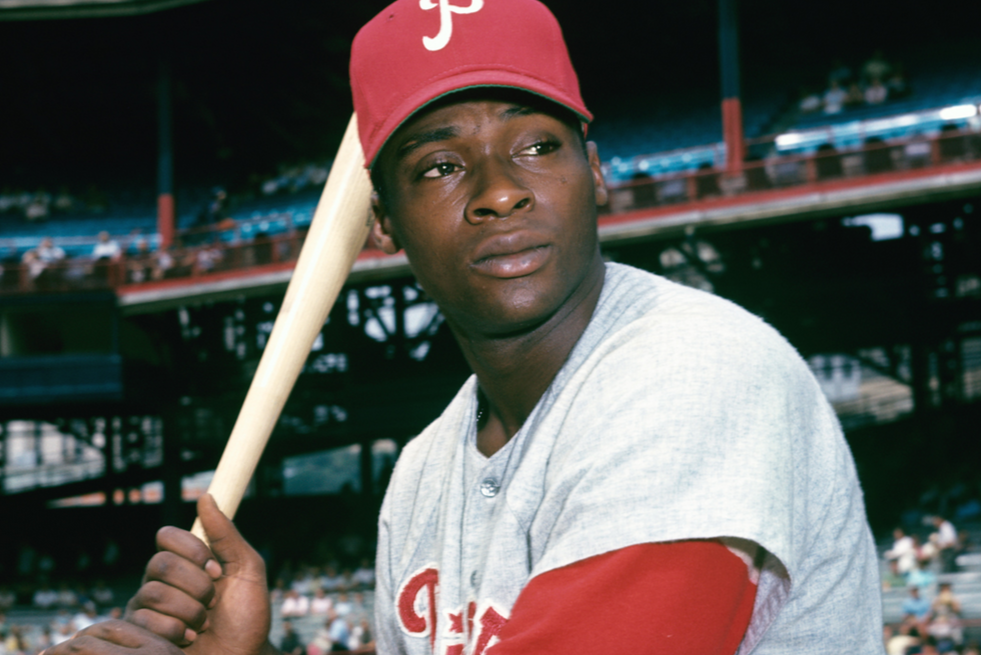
[465,158,534,224]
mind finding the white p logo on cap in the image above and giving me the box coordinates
[419,0,484,51]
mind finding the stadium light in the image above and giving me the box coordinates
[938,104,978,121]
[775,133,806,148]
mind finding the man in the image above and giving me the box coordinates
[45,1,881,654]
[903,585,931,622]
[933,515,958,572]
[886,526,917,576]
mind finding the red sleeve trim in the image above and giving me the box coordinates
[488,540,757,655]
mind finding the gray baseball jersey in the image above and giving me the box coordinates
[375,263,883,654]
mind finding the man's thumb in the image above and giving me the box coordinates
[196,493,258,575]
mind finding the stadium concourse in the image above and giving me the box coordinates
[2,0,981,653]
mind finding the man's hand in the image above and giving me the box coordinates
[45,620,184,655]
[126,494,272,655]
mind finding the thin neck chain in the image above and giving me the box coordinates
[476,390,487,424]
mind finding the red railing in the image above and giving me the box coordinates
[601,124,981,214]
[2,124,979,296]
[1,231,314,294]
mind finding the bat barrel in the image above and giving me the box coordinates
[191,113,373,543]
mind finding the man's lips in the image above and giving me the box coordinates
[470,232,552,279]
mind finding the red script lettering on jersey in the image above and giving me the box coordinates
[396,566,509,654]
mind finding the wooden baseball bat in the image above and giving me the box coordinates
[191,113,373,544]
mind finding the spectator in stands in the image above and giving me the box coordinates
[72,602,102,631]
[25,189,51,222]
[798,87,822,114]
[882,560,906,589]
[22,236,65,287]
[51,621,74,646]
[33,583,58,610]
[90,580,114,609]
[150,246,175,281]
[29,237,65,266]
[964,640,981,655]
[862,49,892,83]
[351,558,374,589]
[886,527,917,576]
[194,187,228,227]
[933,514,959,572]
[352,618,374,652]
[842,82,863,110]
[326,609,351,652]
[927,612,962,652]
[865,76,889,105]
[56,583,78,609]
[269,578,287,604]
[319,566,345,593]
[823,80,847,114]
[306,624,334,655]
[278,620,304,655]
[333,593,352,617]
[932,582,962,617]
[919,635,941,655]
[0,586,15,611]
[908,560,937,590]
[309,588,333,615]
[126,239,152,283]
[912,533,936,569]
[280,589,309,618]
[193,243,224,275]
[903,585,931,621]
[52,187,76,214]
[4,624,29,655]
[887,64,910,99]
[290,570,315,596]
[92,232,122,261]
[36,625,54,653]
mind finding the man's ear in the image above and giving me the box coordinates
[370,190,402,255]
[586,141,608,207]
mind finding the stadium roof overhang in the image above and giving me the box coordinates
[0,0,211,20]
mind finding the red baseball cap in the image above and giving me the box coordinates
[350,0,592,168]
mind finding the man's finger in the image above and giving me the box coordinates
[154,526,215,572]
[45,620,180,655]
[143,551,217,607]
[76,620,153,649]
[126,608,197,646]
[127,581,209,632]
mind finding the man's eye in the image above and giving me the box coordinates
[517,140,559,156]
[421,162,459,178]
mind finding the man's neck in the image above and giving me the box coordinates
[454,259,606,456]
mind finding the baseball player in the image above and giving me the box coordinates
[44,1,883,654]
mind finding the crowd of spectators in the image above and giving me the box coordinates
[254,161,331,199]
[269,559,376,654]
[882,515,977,653]
[0,187,113,223]
[3,232,144,292]
[0,579,123,655]
[798,50,910,117]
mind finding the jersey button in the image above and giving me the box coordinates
[479,478,500,497]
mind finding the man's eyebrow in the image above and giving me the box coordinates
[395,126,459,160]
[500,105,540,121]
